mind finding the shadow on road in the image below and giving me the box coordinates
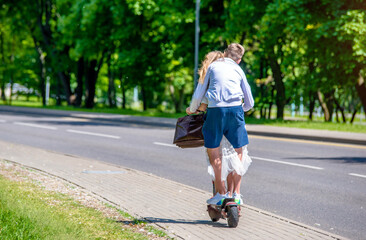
[288,157,366,163]
[0,106,176,129]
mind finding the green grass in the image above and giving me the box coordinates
[2,97,366,133]
[245,117,366,133]
[0,175,150,240]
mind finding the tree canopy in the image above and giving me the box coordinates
[1,0,365,122]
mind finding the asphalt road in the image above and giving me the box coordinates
[0,106,365,240]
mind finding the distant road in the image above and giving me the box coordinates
[0,106,365,240]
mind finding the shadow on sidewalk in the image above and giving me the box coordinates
[122,217,230,228]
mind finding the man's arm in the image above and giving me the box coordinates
[240,73,254,112]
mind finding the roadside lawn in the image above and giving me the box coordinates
[0,160,169,240]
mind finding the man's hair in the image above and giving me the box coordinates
[224,43,245,61]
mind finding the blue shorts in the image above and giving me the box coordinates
[203,106,248,149]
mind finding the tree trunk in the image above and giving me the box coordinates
[259,84,265,119]
[308,61,316,121]
[8,36,15,105]
[36,0,72,105]
[350,105,360,124]
[268,102,273,119]
[85,59,98,108]
[58,71,72,105]
[118,72,126,109]
[259,58,265,119]
[335,108,340,123]
[268,87,275,119]
[308,91,317,121]
[324,92,334,122]
[334,97,346,123]
[141,85,147,111]
[31,36,46,106]
[56,78,62,106]
[317,90,334,122]
[84,51,105,109]
[0,82,6,104]
[74,57,84,107]
[355,72,366,118]
[9,81,13,105]
[39,51,46,106]
[269,53,286,120]
[0,30,7,104]
[107,57,116,108]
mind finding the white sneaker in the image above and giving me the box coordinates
[224,192,231,198]
[207,192,225,205]
[233,192,243,205]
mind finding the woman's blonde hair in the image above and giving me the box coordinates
[198,51,224,84]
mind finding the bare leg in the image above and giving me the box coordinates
[207,147,226,195]
[233,147,243,194]
[226,172,234,197]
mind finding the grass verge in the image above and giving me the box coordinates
[245,118,366,133]
[0,161,169,240]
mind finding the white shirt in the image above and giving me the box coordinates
[190,58,254,112]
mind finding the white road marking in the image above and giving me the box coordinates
[67,129,120,139]
[0,119,6,123]
[154,142,324,170]
[14,122,57,130]
[252,156,324,170]
[349,173,366,179]
[153,142,177,148]
[82,170,126,174]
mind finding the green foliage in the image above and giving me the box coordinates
[0,0,365,120]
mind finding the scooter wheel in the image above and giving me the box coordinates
[227,206,239,228]
[207,205,221,222]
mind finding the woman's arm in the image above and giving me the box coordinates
[198,103,208,112]
[186,103,207,114]
[188,67,211,113]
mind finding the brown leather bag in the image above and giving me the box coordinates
[173,113,205,148]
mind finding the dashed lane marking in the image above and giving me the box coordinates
[153,141,324,170]
[13,122,57,130]
[251,156,324,170]
[153,142,177,148]
[67,129,120,139]
[349,173,366,179]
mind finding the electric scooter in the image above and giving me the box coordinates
[207,182,240,228]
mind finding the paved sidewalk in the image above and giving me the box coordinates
[0,140,347,240]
